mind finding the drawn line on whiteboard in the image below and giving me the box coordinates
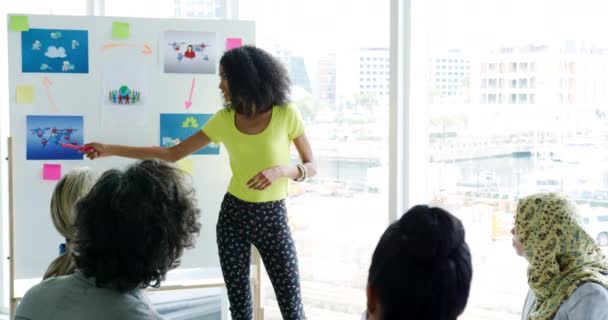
[101,43,153,55]
[42,76,59,112]
[185,77,196,109]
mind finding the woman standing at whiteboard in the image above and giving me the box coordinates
[84,45,315,320]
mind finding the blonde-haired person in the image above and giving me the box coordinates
[43,167,98,280]
[512,192,608,320]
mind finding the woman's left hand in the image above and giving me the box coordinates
[247,166,284,190]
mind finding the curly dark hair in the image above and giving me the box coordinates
[220,45,291,116]
[368,205,472,320]
[72,159,201,292]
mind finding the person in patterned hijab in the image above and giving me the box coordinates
[513,192,608,320]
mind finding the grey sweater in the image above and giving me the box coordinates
[522,282,608,320]
[15,272,163,320]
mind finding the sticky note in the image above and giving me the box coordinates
[112,22,130,39]
[9,15,29,32]
[226,38,242,51]
[16,85,34,103]
[43,164,61,181]
[177,158,193,175]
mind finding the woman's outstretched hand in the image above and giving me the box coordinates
[82,142,107,160]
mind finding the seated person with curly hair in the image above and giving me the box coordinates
[15,159,201,320]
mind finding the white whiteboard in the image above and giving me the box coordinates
[7,14,255,279]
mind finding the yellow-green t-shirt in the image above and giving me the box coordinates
[202,104,305,203]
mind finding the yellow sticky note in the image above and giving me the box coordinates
[112,22,130,39]
[177,158,194,175]
[16,86,34,104]
[9,15,29,32]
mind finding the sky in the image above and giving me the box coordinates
[241,0,608,55]
[8,0,607,55]
[239,0,390,54]
[425,0,608,52]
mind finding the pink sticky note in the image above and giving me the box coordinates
[226,38,242,51]
[43,164,62,181]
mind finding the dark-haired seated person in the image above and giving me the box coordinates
[16,160,201,320]
[364,205,473,320]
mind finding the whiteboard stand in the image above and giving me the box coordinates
[6,15,257,319]
[252,247,263,320]
[8,137,16,320]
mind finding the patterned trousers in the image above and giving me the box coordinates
[217,193,306,320]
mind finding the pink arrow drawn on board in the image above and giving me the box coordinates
[42,76,60,113]
[100,43,153,55]
[185,77,196,109]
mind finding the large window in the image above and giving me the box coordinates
[16,1,607,319]
[240,1,390,318]
[423,0,608,319]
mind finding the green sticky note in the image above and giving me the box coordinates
[112,22,130,39]
[9,15,29,32]
[16,86,34,104]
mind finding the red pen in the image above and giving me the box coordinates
[60,143,94,152]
